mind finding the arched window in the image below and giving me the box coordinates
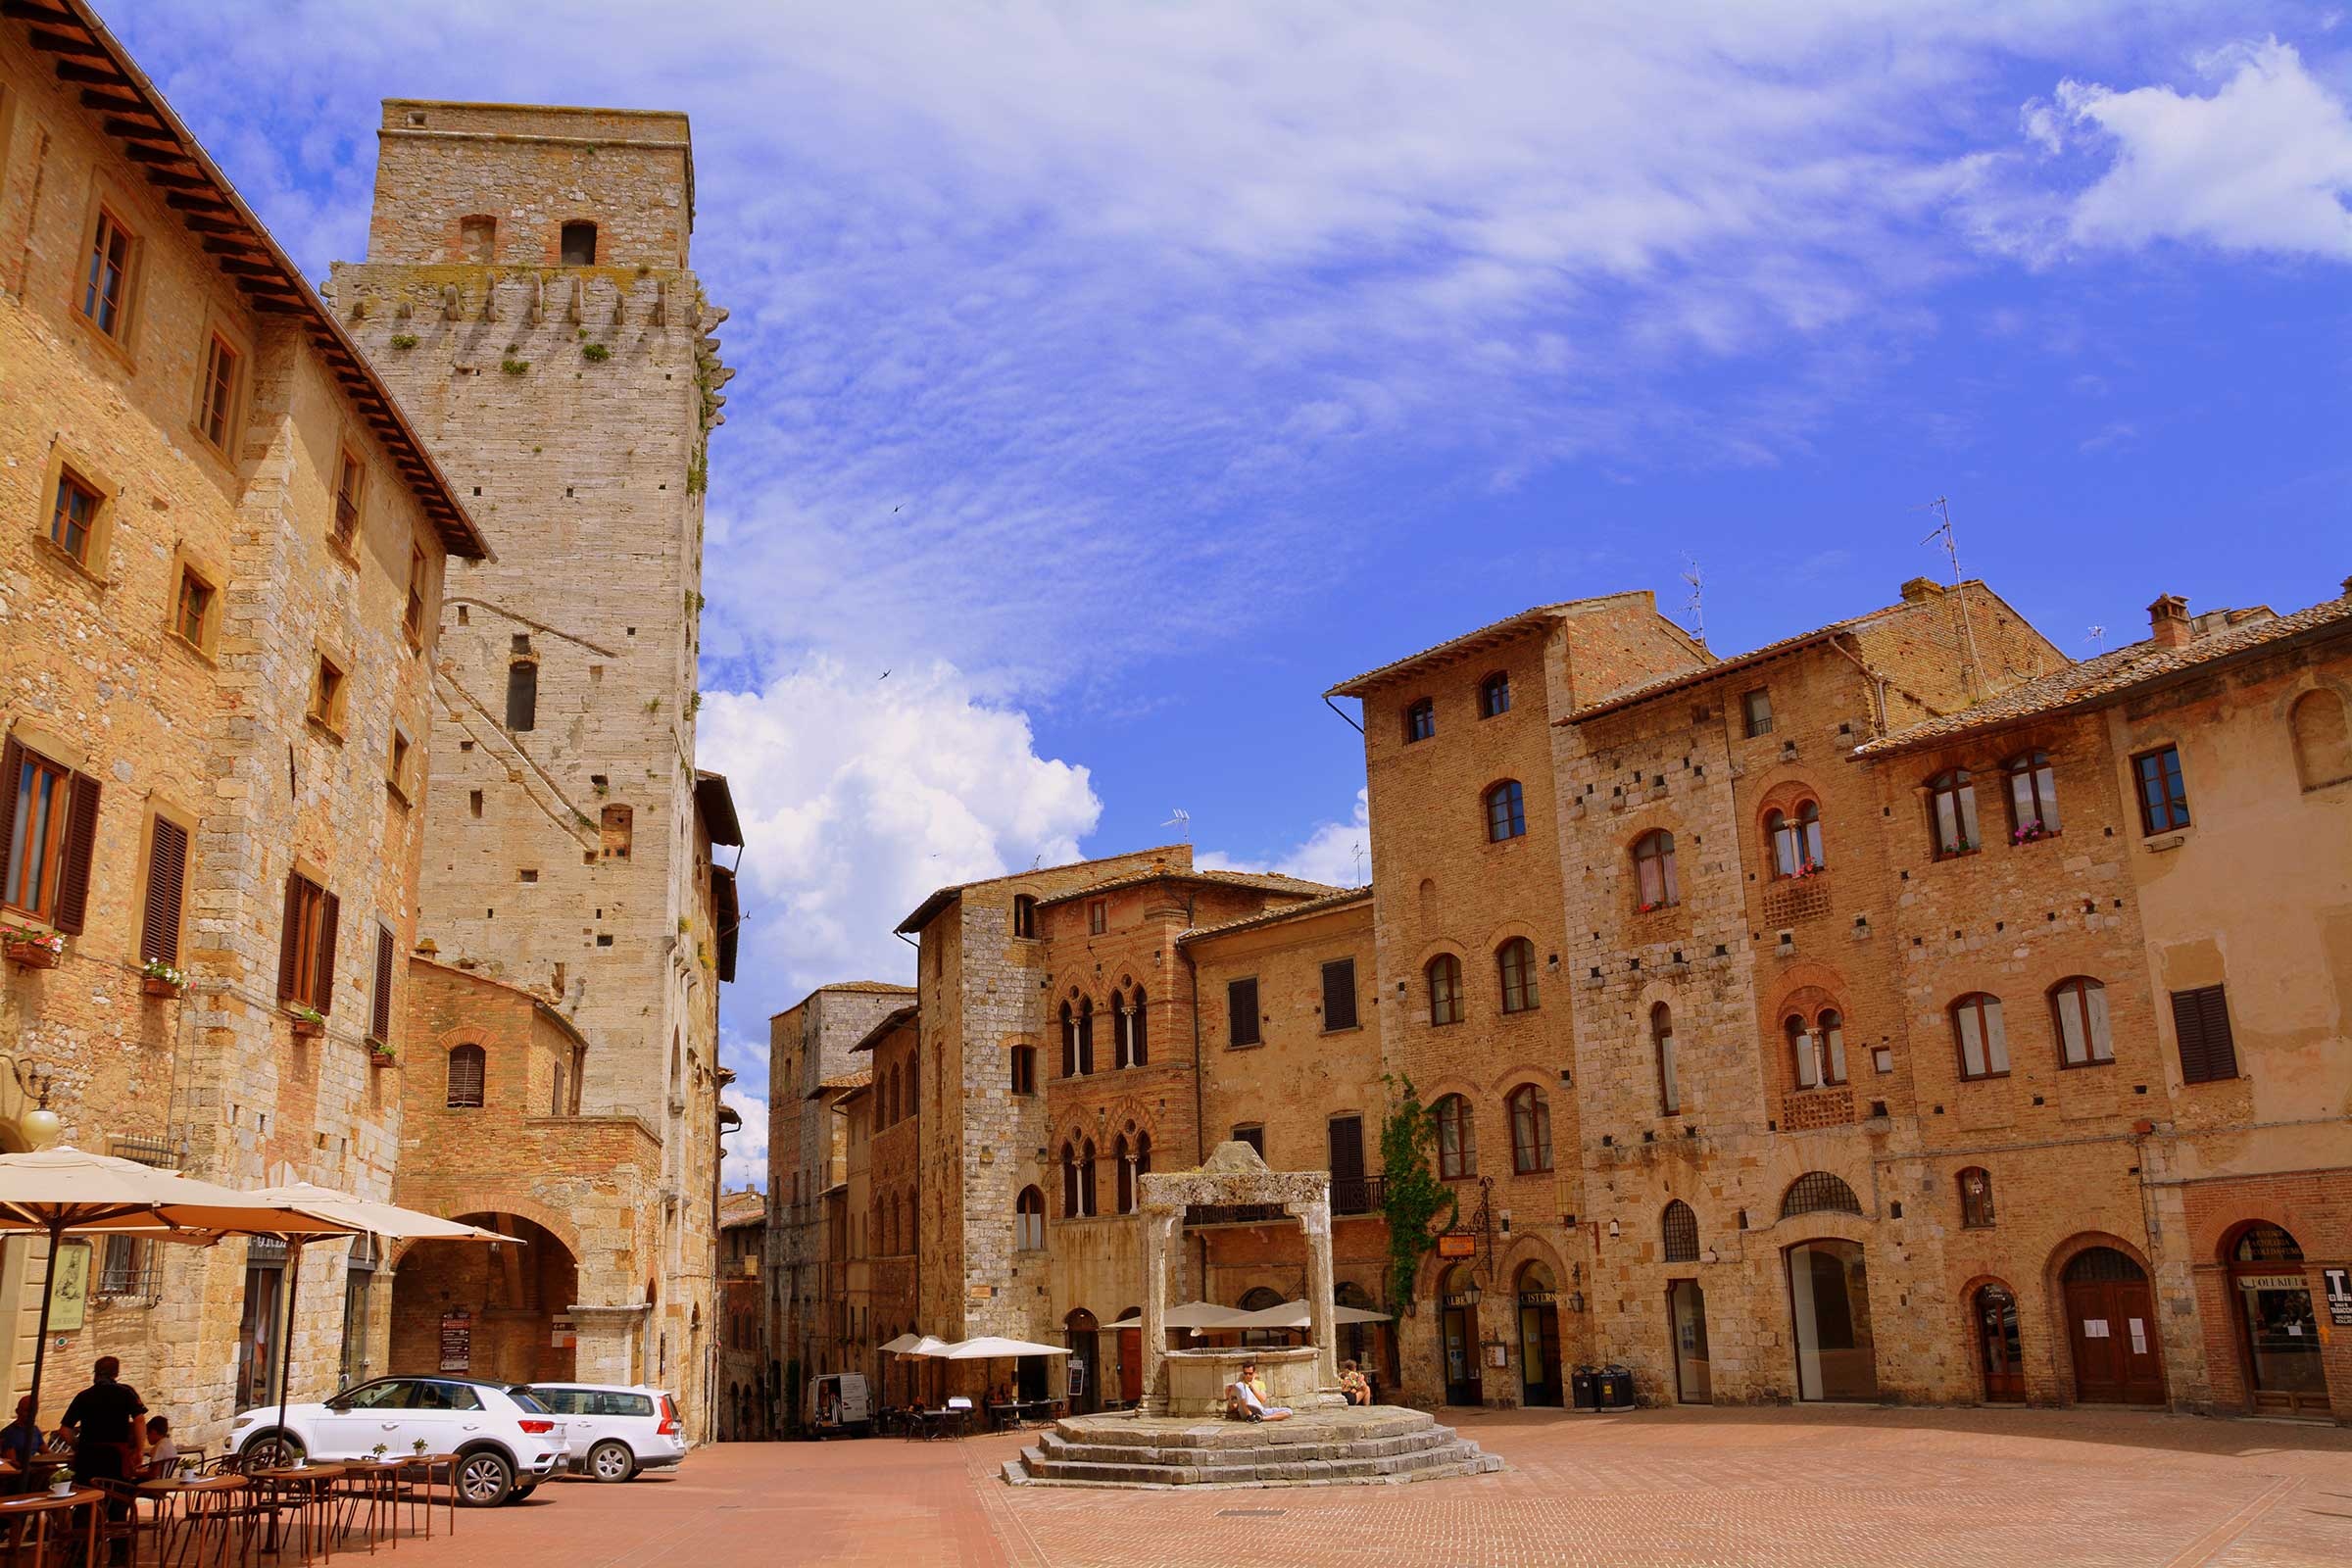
[1404,699,1436,744]
[1768,802,1825,877]
[1478,672,1511,718]
[2003,751,2061,842]
[1632,830,1679,908]
[1114,1134,1135,1214]
[1952,993,2009,1080]
[1662,1200,1698,1262]
[1060,1002,1077,1078]
[1011,894,1038,939]
[560,220,597,266]
[1060,1141,1081,1218]
[1484,780,1526,841]
[1015,1186,1045,1251]
[1780,1170,1862,1219]
[908,1054,919,1115]
[1076,997,1095,1075]
[445,1044,485,1108]
[1928,768,1981,858]
[1958,1167,1995,1228]
[1426,955,1463,1026]
[1129,986,1148,1066]
[1506,1085,1552,1174]
[1079,1139,1098,1216]
[1496,938,1539,1014]
[1110,989,1130,1070]
[1788,1007,1847,1088]
[2290,689,2352,791]
[2049,977,2113,1067]
[1434,1094,1475,1180]
[2232,1222,2303,1263]
[1652,1003,1680,1116]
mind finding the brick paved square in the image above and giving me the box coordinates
[368,1405,2352,1567]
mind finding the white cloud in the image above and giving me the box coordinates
[698,660,1101,1004]
[1200,788,1371,888]
[719,1084,766,1191]
[2052,39,2352,257]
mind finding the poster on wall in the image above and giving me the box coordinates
[551,1316,576,1349]
[46,1242,90,1333]
[2324,1267,2351,1327]
[439,1311,472,1372]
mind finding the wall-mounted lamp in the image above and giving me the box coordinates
[1606,1218,1620,1239]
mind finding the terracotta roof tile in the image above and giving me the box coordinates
[1177,886,1374,944]
[806,1068,873,1102]
[1323,593,1662,698]
[848,1004,920,1055]
[718,1191,766,1228]
[1856,594,2352,758]
[1036,867,1342,908]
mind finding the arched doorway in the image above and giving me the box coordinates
[1064,1307,1100,1415]
[2061,1246,2163,1405]
[1439,1264,1483,1407]
[1787,1239,1877,1401]
[1973,1284,2024,1402]
[1514,1262,1562,1407]
[2228,1224,2329,1417]
[390,1212,579,1384]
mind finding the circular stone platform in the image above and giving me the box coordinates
[1002,1405,1503,1489]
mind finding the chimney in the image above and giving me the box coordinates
[1897,577,1945,604]
[2148,594,2191,648]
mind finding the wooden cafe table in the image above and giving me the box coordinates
[132,1472,245,1568]
[245,1465,347,1567]
[0,1486,103,1568]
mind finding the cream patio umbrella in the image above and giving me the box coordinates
[242,1182,523,1467]
[0,1148,359,1425]
[1220,1298,1393,1331]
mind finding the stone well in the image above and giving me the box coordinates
[1163,1346,1317,1417]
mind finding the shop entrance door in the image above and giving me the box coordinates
[1440,1265,1483,1406]
[1975,1285,2025,1402]
[2230,1225,2330,1417]
[1515,1264,1562,1407]
[2061,1248,2164,1405]
[1787,1240,1878,1401]
[1669,1279,1712,1403]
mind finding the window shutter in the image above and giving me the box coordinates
[2172,985,2237,1083]
[140,817,189,965]
[369,924,395,1044]
[276,874,303,1000]
[51,771,101,934]
[0,736,22,898]
[314,891,340,1013]
[1321,960,1357,1031]
[1228,978,1259,1046]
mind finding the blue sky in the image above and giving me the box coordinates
[103,2,2352,1186]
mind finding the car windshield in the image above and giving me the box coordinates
[508,1390,553,1414]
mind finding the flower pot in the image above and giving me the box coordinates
[142,976,182,997]
[4,941,60,970]
[290,1016,323,1039]
[368,1051,398,1069]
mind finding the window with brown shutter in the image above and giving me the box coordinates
[368,924,395,1045]
[277,872,336,1011]
[139,817,189,965]
[1227,977,1260,1047]
[1320,958,1357,1031]
[1,739,99,931]
[446,1044,485,1108]
[2170,985,2238,1084]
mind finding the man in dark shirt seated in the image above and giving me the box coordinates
[0,1396,40,1489]
[62,1358,145,1562]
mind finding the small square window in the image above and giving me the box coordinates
[388,729,413,798]
[1741,689,1775,738]
[333,448,366,546]
[171,563,217,651]
[405,547,429,644]
[309,654,349,732]
[49,468,103,565]
[1087,900,1107,936]
[79,205,138,339]
[197,332,242,453]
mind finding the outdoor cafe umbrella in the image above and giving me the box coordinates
[880,1333,949,1356]
[0,1147,359,1427]
[243,1182,522,1468]
[1219,1298,1393,1332]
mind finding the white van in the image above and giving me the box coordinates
[803,1372,870,1438]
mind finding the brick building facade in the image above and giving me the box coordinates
[779,576,2352,1429]
[0,0,483,1446]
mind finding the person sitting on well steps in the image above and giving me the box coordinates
[1226,1361,1292,1422]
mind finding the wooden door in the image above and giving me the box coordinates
[1442,1298,1482,1406]
[1118,1327,1142,1405]
[2063,1251,2164,1405]
[1976,1286,2025,1402]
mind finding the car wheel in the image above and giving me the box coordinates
[588,1441,636,1483]
[455,1449,514,1507]
[244,1431,305,1470]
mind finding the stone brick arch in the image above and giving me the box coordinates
[1495,1230,1568,1289]
[1484,1061,1553,1097]
[2043,1229,2153,1291]
[1409,937,1469,971]
[2198,1199,2311,1263]
[386,1192,584,1268]
[2038,1230,2161,1406]
[1479,914,1545,951]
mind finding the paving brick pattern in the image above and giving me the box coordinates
[378,1406,2352,1567]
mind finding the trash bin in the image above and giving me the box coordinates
[1569,1366,1599,1411]
[1597,1366,1636,1409]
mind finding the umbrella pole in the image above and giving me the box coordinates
[24,1218,61,1430]
[273,1237,304,1465]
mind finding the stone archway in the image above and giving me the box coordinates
[389,1212,579,1384]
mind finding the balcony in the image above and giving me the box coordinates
[1334,1175,1387,1216]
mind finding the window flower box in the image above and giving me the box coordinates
[140,959,186,997]
[2,927,64,969]
[287,1004,325,1038]
[2011,821,2055,846]
[368,1044,399,1068]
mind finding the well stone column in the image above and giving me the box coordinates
[1300,1200,1341,1395]
[1141,1208,1178,1414]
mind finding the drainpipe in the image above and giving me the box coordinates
[1826,634,1889,738]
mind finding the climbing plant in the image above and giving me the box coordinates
[1377,1073,1456,1311]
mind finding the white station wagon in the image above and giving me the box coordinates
[514,1384,687,1482]
[230,1376,566,1506]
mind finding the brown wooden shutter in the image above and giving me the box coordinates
[140,817,189,965]
[314,892,340,1014]
[1328,1115,1364,1183]
[1228,978,1259,1046]
[2172,985,2237,1083]
[0,736,22,900]
[276,873,304,1001]
[1321,959,1357,1031]
[369,924,394,1043]
[52,772,102,934]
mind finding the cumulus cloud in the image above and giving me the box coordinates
[719,1084,767,1191]
[2049,39,2352,257]
[698,660,1101,1004]
[1201,788,1371,888]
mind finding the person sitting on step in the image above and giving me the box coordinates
[1340,1360,1372,1406]
[1227,1361,1293,1422]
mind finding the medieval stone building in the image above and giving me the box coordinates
[779,575,2352,1428]
[325,99,741,1435]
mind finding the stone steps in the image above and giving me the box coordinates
[1002,1407,1503,1490]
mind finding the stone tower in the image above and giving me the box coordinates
[326,101,733,1422]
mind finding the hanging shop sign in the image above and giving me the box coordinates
[1435,1233,1477,1259]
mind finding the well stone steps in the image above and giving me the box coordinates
[1002,1406,1502,1489]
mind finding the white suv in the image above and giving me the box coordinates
[230,1377,566,1506]
[514,1384,685,1482]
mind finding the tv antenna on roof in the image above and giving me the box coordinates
[1160,808,1191,843]
[1916,495,1984,698]
[1350,841,1366,887]
[1680,556,1706,646]
[2087,624,2107,653]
